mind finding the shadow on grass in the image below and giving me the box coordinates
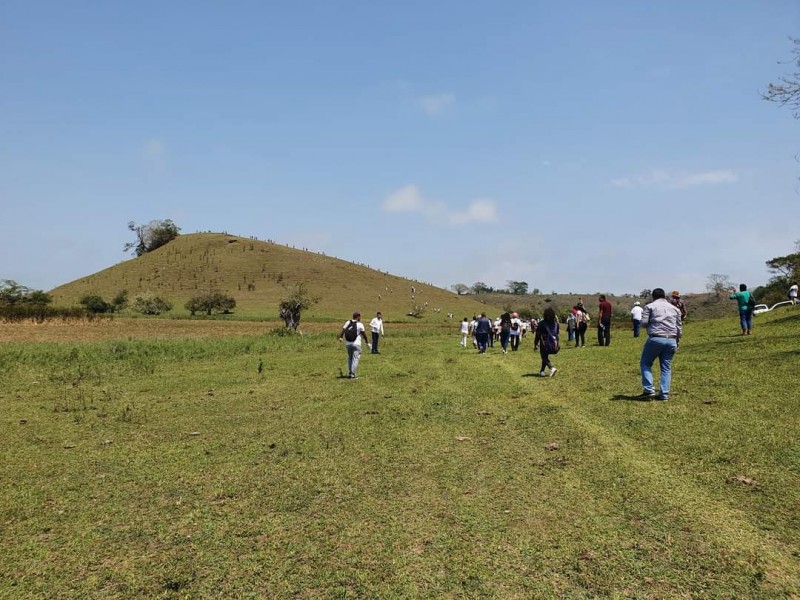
[521,373,545,378]
[610,393,658,402]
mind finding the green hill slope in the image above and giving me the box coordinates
[49,233,491,322]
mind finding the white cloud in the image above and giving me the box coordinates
[612,168,738,189]
[382,184,427,212]
[418,93,455,116]
[448,200,498,225]
[382,185,498,227]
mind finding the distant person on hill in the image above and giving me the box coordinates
[597,295,613,346]
[669,290,688,320]
[338,311,371,379]
[535,307,560,377]
[637,288,682,401]
[630,301,643,338]
[509,312,523,351]
[789,282,798,305]
[459,317,470,347]
[575,306,589,347]
[474,312,492,353]
[369,311,384,354]
[498,312,512,354]
[729,284,755,335]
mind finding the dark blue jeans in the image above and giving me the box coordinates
[739,309,753,332]
[476,333,489,353]
[371,331,380,353]
[598,317,611,346]
[632,319,641,337]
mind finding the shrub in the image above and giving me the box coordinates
[80,295,113,314]
[132,292,173,315]
[185,292,236,316]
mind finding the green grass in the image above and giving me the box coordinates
[1,309,799,597]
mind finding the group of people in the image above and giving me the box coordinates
[337,280,780,396]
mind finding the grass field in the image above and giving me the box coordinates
[1,309,799,598]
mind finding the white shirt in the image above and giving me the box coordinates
[369,317,384,334]
[342,320,366,347]
[790,284,798,298]
[460,321,469,334]
[631,306,643,320]
[509,317,522,336]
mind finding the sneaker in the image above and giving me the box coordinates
[549,368,557,377]
[502,349,507,354]
[539,371,546,377]
[636,391,657,400]
[655,395,668,401]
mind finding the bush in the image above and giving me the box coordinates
[185,292,236,316]
[0,305,94,323]
[132,292,173,315]
[80,295,113,314]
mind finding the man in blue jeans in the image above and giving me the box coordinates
[637,288,682,401]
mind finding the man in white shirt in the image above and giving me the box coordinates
[339,311,371,379]
[369,312,384,354]
[630,301,644,338]
[789,283,798,305]
[509,312,523,351]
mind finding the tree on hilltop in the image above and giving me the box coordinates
[124,220,181,256]
[451,283,469,295]
[706,273,731,299]
[507,280,529,295]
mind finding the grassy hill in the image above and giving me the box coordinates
[49,233,491,322]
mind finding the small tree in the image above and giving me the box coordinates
[0,280,51,306]
[79,294,112,314]
[507,280,529,295]
[185,291,237,315]
[451,283,469,295]
[124,220,181,257]
[706,273,732,299]
[471,281,492,294]
[132,292,173,315]
[278,283,318,330]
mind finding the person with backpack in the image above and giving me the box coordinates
[535,307,560,377]
[338,311,371,379]
[728,284,755,335]
[498,312,512,354]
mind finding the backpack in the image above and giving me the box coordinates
[541,321,560,354]
[511,321,519,331]
[344,320,359,342]
[746,292,756,310]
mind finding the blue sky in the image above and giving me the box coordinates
[1,1,798,295]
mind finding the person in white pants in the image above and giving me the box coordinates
[459,317,469,347]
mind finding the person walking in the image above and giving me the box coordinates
[339,311,371,379]
[498,312,512,354]
[789,282,798,305]
[597,295,613,346]
[669,290,688,320]
[637,288,682,400]
[575,306,589,347]
[535,307,560,377]
[566,311,576,343]
[369,311,384,354]
[630,301,643,338]
[469,315,479,348]
[509,312,523,351]
[474,312,492,353]
[729,284,755,335]
[459,317,470,347]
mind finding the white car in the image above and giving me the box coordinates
[753,300,793,315]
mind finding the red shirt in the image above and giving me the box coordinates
[598,300,613,318]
